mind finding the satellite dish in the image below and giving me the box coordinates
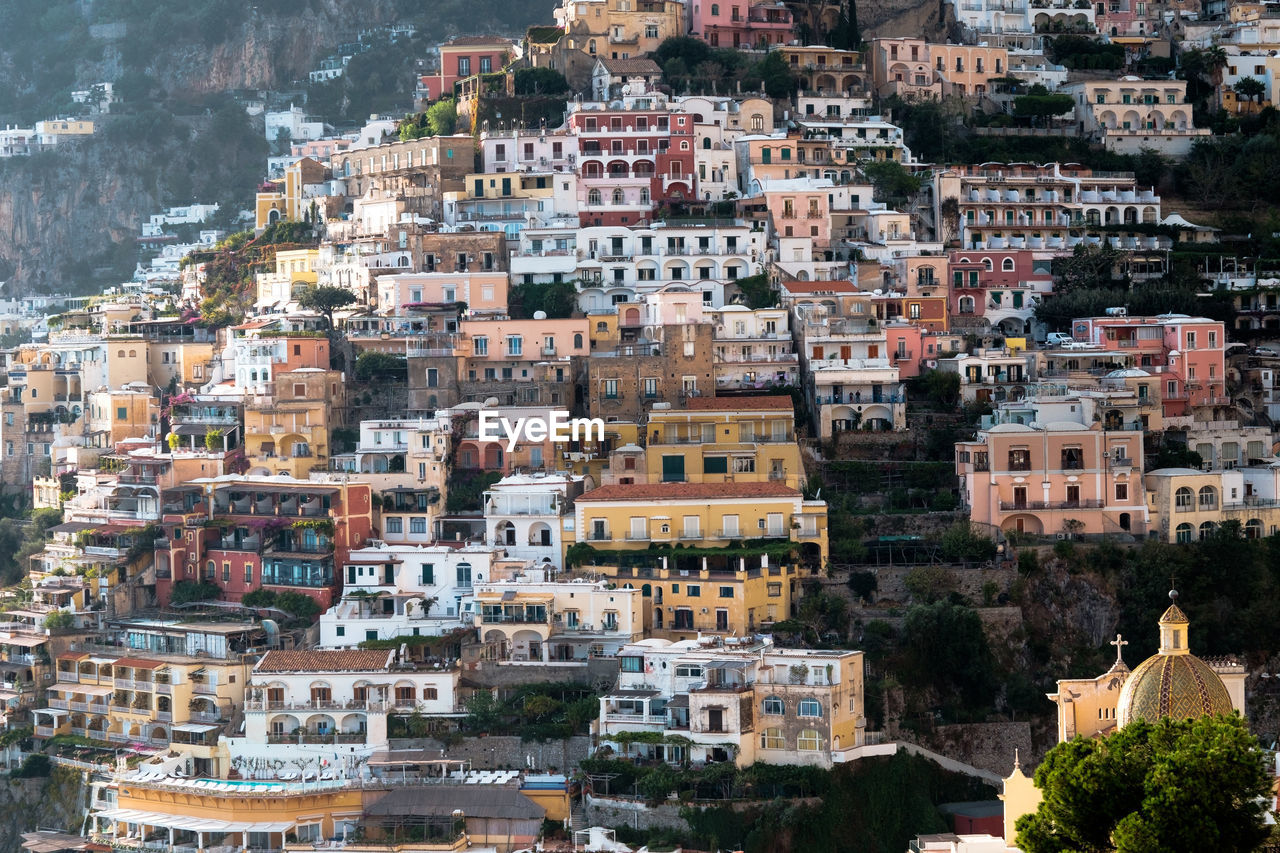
[533,310,547,320]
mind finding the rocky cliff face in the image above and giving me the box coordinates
[0,149,153,292]
[0,767,89,849]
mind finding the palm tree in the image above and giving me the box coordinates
[1234,76,1266,107]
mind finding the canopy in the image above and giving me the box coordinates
[95,808,293,834]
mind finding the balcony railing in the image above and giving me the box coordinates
[998,499,1104,511]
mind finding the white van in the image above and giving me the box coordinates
[1045,332,1075,347]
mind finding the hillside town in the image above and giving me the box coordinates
[4,0,1280,851]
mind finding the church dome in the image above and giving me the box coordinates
[1116,591,1234,726]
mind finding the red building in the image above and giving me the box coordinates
[154,475,374,611]
[569,100,697,226]
[418,36,515,102]
[948,248,1054,337]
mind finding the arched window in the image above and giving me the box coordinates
[573,333,583,348]
[958,296,975,314]
[1246,519,1263,539]
[762,696,784,715]
[1174,487,1193,510]
[711,2,720,14]
[588,189,602,206]
[1198,485,1217,510]
[1002,258,1015,271]
[797,729,822,750]
[798,699,823,718]
[702,137,711,149]
[611,188,624,206]
[1198,520,1216,540]
[760,727,784,749]
[1175,523,1193,544]
[982,258,994,271]
[640,187,651,205]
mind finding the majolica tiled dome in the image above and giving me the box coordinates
[1116,592,1233,727]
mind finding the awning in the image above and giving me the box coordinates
[665,694,689,709]
[0,636,47,648]
[112,657,162,669]
[37,708,69,717]
[171,723,220,734]
[607,689,658,698]
[94,808,293,834]
[51,683,114,697]
[704,660,750,671]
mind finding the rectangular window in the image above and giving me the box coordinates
[704,456,728,474]
[421,563,434,584]
[506,335,522,356]
[1008,448,1031,471]
[604,379,618,399]
[621,656,644,673]
[473,335,488,355]
[719,586,733,598]
[687,585,701,597]
[385,517,403,534]
[410,517,427,534]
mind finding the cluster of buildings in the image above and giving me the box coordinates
[7,1,1280,851]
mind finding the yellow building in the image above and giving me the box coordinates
[36,119,95,136]
[256,157,328,229]
[1144,467,1280,544]
[256,248,321,310]
[636,396,807,490]
[1047,591,1245,744]
[40,652,247,764]
[243,368,344,478]
[573,481,827,636]
[105,336,152,388]
[86,385,160,447]
[92,777,363,851]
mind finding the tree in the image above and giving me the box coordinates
[426,99,458,136]
[354,350,407,381]
[513,67,570,96]
[296,284,357,329]
[861,160,922,205]
[273,591,320,621]
[1055,242,1127,292]
[1233,76,1266,105]
[1016,715,1271,853]
[1013,92,1075,123]
[901,601,999,719]
[751,50,797,99]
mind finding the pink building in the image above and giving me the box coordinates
[948,249,1054,337]
[419,36,516,102]
[764,185,833,247]
[689,0,795,49]
[956,422,1148,537]
[375,272,509,315]
[1069,315,1227,416]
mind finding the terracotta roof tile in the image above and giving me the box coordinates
[683,396,793,411]
[576,482,801,502]
[112,657,163,669]
[598,58,663,74]
[255,649,393,673]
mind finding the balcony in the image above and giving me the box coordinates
[267,731,368,745]
[998,499,1104,511]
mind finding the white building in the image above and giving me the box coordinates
[484,472,587,567]
[472,575,643,663]
[264,105,328,143]
[480,130,580,174]
[795,307,907,434]
[319,542,512,646]
[573,222,765,313]
[232,649,460,769]
[707,305,799,391]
